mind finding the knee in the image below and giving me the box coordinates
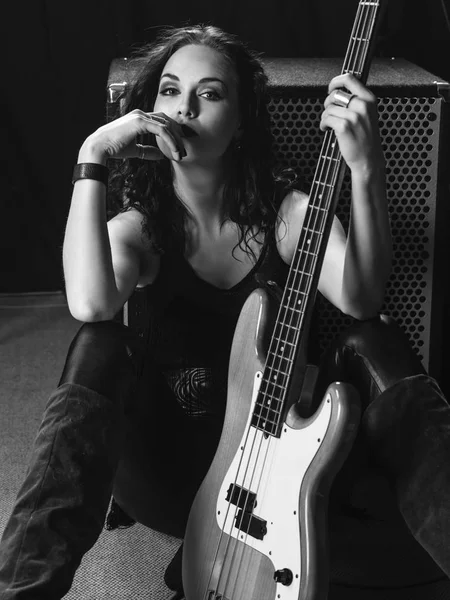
[337,314,408,357]
[339,315,426,371]
[333,313,426,394]
[58,320,145,397]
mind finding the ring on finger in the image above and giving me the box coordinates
[148,114,167,125]
[136,143,146,160]
[333,89,357,109]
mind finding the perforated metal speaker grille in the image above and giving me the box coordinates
[106,56,445,372]
[268,95,441,367]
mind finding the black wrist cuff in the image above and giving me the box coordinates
[72,163,109,186]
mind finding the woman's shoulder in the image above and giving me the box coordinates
[108,207,155,253]
[278,187,309,217]
[276,187,310,264]
[107,208,160,287]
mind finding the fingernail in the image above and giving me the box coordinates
[149,114,167,124]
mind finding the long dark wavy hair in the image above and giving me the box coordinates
[107,24,298,258]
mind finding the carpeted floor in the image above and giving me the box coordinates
[0,292,181,599]
[2,293,450,600]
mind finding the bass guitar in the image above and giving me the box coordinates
[183,1,386,598]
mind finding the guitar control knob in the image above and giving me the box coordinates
[274,568,293,586]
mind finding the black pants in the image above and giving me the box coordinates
[0,316,449,599]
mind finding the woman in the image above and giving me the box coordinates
[0,24,449,600]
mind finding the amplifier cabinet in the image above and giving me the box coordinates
[107,57,449,379]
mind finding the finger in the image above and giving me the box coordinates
[135,143,166,161]
[322,103,360,124]
[147,113,168,125]
[319,112,356,134]
[136,114,182,159]
[144,117,182,158]
[324,91,363,111]
[146,113,186,156]
[327,73,375,101]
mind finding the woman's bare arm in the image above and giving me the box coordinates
[63,144,149,322]
[277,182,390,321]
[63,110,185,322]
[277,73,392,320]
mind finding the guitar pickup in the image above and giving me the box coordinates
[226,483,257,512]
[235,509,267,540]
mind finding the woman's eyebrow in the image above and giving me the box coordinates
[160,73,228,90]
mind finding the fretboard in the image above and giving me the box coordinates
[251,0,386,437]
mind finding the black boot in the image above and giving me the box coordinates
[0,321,145,599]
[164,543,184,594]
[314,314,450,586]
[363,373,450,578]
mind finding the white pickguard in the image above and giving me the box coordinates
[216,371,333,599]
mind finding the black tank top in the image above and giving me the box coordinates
[143,229,320,421]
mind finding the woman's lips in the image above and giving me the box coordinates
[181,124,198,138]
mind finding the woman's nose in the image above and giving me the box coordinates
[177,94,197,118]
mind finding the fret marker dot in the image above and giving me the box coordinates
[280,346,285,351]
[307,239,311,244]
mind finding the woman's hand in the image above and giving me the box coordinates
[78,110,187,164]
[320,73,384,175]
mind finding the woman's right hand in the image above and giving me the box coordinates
[78,110,187,164]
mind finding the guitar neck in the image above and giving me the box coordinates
[253,0,387,438]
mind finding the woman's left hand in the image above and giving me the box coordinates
[320,73,384,175]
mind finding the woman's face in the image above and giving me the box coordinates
[153,44,241,164]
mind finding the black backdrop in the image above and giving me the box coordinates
[2,0,449,392]
[1,0,448,293]
[1,0,449,393]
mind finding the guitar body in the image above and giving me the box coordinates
[183,288,360,600]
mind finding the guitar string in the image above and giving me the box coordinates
[358,1,379,78]
[258,0,371,443]
[202,381,277,600]
[264,0,378,413]
[201,382,267,599]
[260,0,374,432]
[262,0,379,431]
[216,70,369,600]
[262,0,378,425]
[216,5,379,598]
[202,4,378,598]
[208,3,376,597]
[240,11,380,594]
[357,0,380,79]
[243,2,379,593]
[219,10,379,594]
[222,30,366,600]
[220,426,275,600]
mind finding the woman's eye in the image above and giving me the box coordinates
[201,90,221,101]
[159,87,178,95]
[158,87,221,100]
